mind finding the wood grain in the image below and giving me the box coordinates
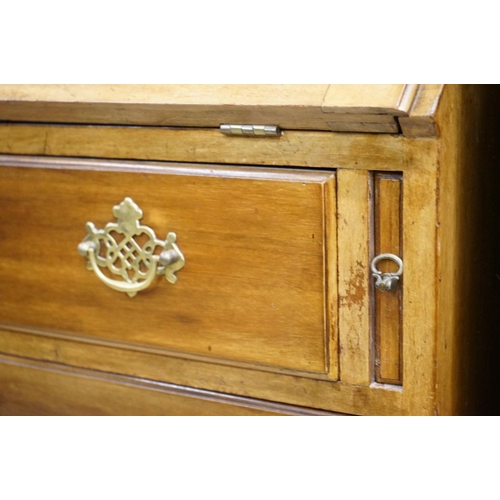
[0,84,333,129]
[434,85,464,415]
[434,85,500,415]
[400,141,438,415]
[0,84,419,131]
[398,84,445,138]
[0,124,406,171]
[324,176,339,379]
[0,84,329,106]
[327,117,399,134]
[0,354,339,416]
[374,174,402,384]
[337,169,372,385]
[0,326,403,415]
[1,85,497,416]
[0,158,335,375]
[322,84,418,115]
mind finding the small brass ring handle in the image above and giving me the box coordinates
[78,198,185,297]
[371,253,403,292]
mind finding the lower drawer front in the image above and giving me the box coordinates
[0,157,336,378]
[0,354,338,416]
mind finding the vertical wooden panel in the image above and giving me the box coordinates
[401,141,438,416]
[434,85,500,415]
[325,176,339,380]
[337,170,372,385]
[374,174,403,384]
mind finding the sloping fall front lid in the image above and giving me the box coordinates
[0,84,443,136]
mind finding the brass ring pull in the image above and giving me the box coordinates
[77,198,185,297]
[371,253,403,292]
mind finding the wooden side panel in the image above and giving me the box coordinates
[374,174,403,384]
[0,354,339,416]
[434,85,500,415]
[337,170,372,385]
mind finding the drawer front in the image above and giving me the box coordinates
[0,354,338,416]
[0,158,336,376]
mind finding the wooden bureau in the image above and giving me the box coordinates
[0,84,498,415]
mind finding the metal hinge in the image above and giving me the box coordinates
[220,124,281,137]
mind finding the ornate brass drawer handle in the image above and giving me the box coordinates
[371,253,403,292]
[77,198,185,297]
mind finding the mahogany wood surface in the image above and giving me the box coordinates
[0,158,335,375]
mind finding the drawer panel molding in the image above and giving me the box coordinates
[0,156,337,377]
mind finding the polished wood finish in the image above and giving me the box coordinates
[0,84,497,415]
[0,158,335,375]
[374,174,402,385]
[0,326,402,416]
[0,354,338,416]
